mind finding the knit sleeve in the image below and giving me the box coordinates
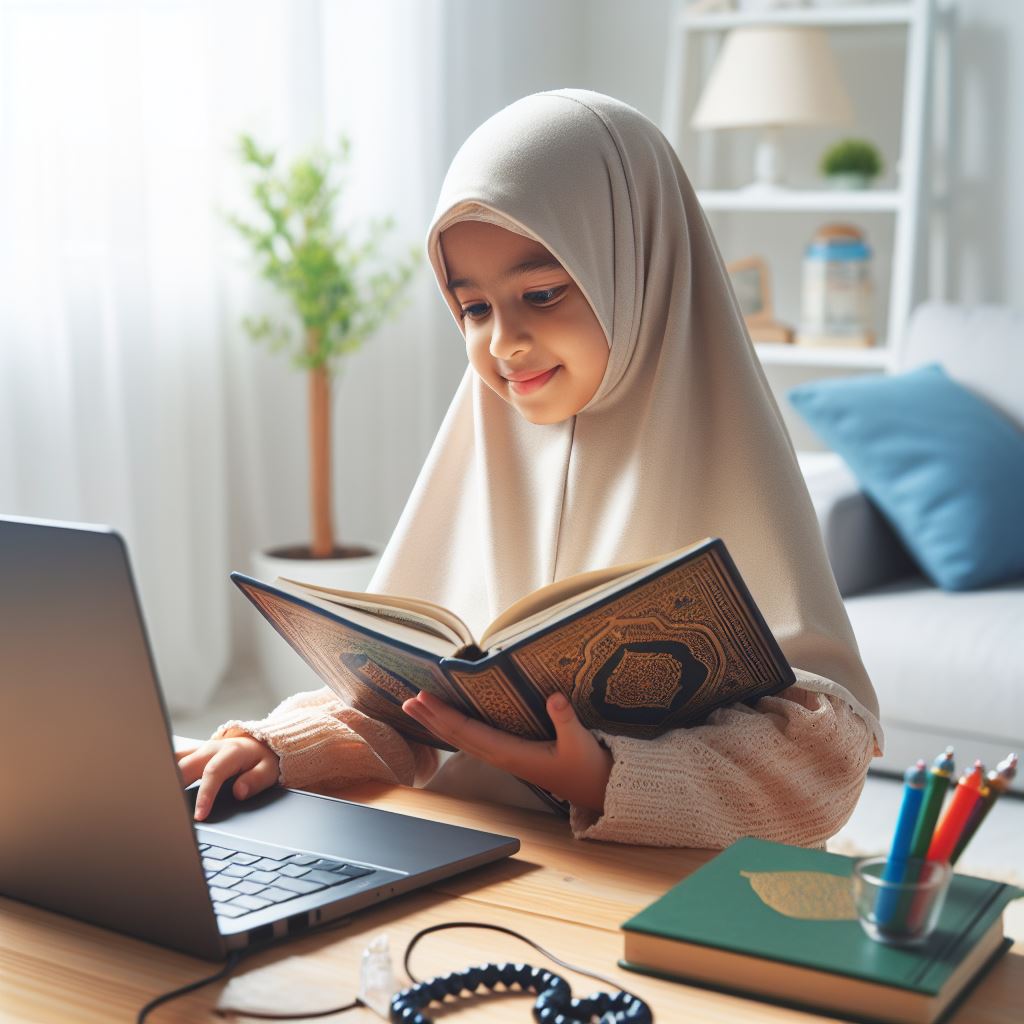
[569,676,874,849]
[211,686,439,793]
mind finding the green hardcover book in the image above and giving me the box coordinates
[621,837,1021,1024]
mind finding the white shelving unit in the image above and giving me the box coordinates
[661,0,937,373]
[697,189,902,212]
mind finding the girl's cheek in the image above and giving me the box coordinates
[467,336,495,376]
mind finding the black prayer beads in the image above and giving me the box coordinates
[389,960,653,1023]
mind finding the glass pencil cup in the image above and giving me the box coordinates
[852,856,952,947]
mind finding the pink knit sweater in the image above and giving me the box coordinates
[213,671,876,849]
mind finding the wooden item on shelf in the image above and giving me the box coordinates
[751,321,796,344]
[794,329,874,348]
[726,256,795,344]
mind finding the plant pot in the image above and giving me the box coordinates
[249,543,381,703]
[825,172,873,190]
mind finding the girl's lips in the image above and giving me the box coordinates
[507,366,560,394]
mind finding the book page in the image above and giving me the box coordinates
[273,578,460,657]
[479,538,710,651]
[278,578,473,647]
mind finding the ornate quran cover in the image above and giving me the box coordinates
[620,837,1020,1024]
[230,536,794,752]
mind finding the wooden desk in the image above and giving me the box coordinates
[2,783,1021,1023]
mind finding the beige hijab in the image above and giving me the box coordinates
[367,89,881,801]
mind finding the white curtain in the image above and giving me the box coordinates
[0,0,468,712]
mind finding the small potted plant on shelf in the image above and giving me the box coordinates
[819,138,884,190]
[227,133,419,695]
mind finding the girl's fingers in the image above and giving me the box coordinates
[232,754,280,802]
[404,692,546,775]
[176,747,212,787]
[546,692,588,746]
[193,749,241,821]
[403,691,485,750]
[405,689,609,810]
[402,693,467,749]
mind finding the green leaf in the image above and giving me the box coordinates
[225,130,420,373]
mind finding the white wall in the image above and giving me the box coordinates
[945,0,1024,304]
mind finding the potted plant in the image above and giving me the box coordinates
[819,138,884,190]
[228,133,419,695]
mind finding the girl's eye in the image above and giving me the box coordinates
[459,303,489,321]
[458,285,568,321]
[525,286,566,305]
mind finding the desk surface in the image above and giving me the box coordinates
[2,783,1021,1023]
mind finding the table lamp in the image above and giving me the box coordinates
[691,26,853,190]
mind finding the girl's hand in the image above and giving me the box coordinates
[402,690,613,814]
[176,731,280,822]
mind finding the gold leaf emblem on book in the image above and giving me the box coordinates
[740,870,857,921]
[604,650,682,710]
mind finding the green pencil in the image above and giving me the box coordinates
[908,746,955,859]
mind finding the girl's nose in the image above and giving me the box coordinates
[488,310,530,360]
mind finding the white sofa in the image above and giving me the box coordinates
[799,303,1024,792]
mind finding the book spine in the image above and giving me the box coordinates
[439,651,554,741]
[233,574,459,749]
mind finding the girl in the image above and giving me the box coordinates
[178,89,882,847]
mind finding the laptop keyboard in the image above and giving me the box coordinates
[198,840,377,919]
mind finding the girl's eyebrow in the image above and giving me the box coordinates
[447,257,563,291]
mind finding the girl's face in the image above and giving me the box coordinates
[441,220,608,424]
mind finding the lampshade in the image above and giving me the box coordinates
[692,27,853,129]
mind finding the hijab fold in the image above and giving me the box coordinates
[367,89,882,753]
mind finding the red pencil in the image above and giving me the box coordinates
[927,760,986,864]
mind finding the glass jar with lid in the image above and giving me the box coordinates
[798,223,874,347]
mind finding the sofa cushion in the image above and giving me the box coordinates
[788,364,1024,591]
[901,303,1024,428]
[845,576,1024,756]
[799,453,918,596]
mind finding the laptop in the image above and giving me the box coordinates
[0,515,519,961]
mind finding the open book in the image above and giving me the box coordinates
[231,536,794,752]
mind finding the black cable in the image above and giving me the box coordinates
[136,916,357,1023]
[136,951,243,1023]
[137,918,651,1022]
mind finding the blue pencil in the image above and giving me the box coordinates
[875,759,927,927]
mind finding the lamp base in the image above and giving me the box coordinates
[751,126,784,188]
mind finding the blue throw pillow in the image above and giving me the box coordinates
[788,364,1024,591]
